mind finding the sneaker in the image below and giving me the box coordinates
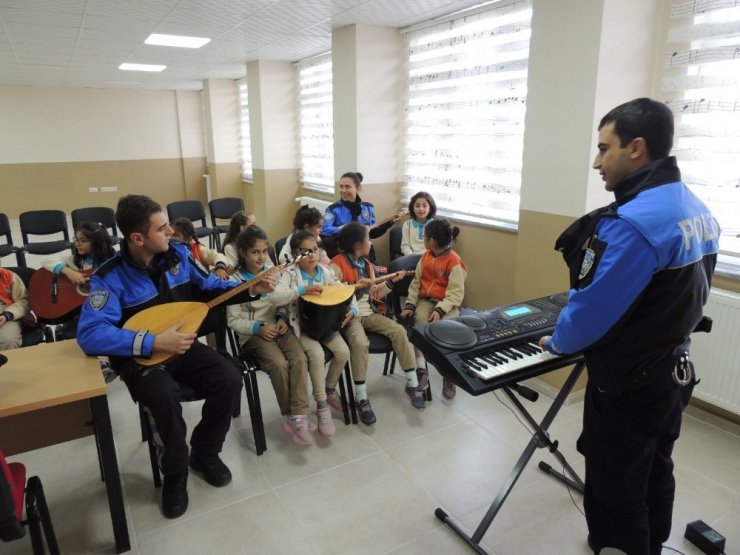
[161,471,189,518]
[282,415,314,445]
[356,398,377,426]
[189,452,232,487]
[442,378,457,400]
[405,385,426,410]
[325,388,343,415]
[416,367,429,391]
[316,406,335,436]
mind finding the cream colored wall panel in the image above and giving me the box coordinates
[203,79,241,164]
[0,86,186,163]
[176,90,206,159]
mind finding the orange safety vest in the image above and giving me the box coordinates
[0,268,16,307]
[417,249,467,301]
[330,254,386,314]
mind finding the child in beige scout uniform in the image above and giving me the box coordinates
[226,226,316,446]
[330,222,426,426]
[0,263,29,350]
[401,219,467,400]
[275,231,354,436]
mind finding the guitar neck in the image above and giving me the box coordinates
[206,254,307,308]
[353,270,411,290]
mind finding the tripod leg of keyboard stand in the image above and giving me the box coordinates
[434,361,585,553]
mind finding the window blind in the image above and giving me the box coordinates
[662,0,740,264]
[296,52,335,194]
[401,0,532,227]
[238,78,253,181]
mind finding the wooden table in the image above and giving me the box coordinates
[0,340,131,553]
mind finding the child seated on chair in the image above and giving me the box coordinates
[329,222,426,426]
[171,218,229,280]
[401,219,467,401]
[0,262,29,350]
[278,205,331,266]
[225,225,316,445]
[42,221,116,340]
[400,191,437,255]
[221,211,256,268]
[275,230,354,437]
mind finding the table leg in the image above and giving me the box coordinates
[90,395,131,553]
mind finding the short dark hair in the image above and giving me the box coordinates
[408,191,437,220]
[235,225,268,268]
[425,218,460,248]
[337,222,368,253]
[340,171,363,188]
[116,195,162,239]
[290,229,316,256]
[293,205,323,231]
[599,98,674,161]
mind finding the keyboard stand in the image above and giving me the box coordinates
[435,360,586,554]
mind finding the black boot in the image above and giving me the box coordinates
[161,470,188,518]
[189,451,232,487]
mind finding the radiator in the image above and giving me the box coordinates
[295,196,332,213]
[690,288,740,415]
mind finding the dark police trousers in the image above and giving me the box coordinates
[578,372,694,555]
[121,342,243,476]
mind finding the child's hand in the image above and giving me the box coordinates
[341,311,354,328]
[305,285,323,295]
[63,268,88,285]
[428,311,442,323]
[214,267,229,280]
[259,324,279,341]
[400,308,414,319]
[275,320,289,334]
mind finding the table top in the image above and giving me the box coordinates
[0,340,106,417]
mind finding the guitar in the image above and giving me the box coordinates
[352,270,414,290]
[29,268,93,321]
[123,252,309,367]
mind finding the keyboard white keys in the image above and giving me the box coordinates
[463,341,560,381]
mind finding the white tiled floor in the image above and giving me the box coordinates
[5,354,740,555]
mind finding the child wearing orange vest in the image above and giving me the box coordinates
[171,218,230,280]
[401,218,467,400]
[330,222,426,425]
[0,263,29,350]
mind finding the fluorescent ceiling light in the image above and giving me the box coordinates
[119,63,166,72]
[145,33,211,48]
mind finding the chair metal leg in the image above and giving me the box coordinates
[344,363,358,424]
[242,367,266,455]
[26,477,60,555]
[140,405,162,487]
[337,373,351,425]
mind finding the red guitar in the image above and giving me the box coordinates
[28,268,93,321]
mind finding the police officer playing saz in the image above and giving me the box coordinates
[539,98,719,555]
[77,195,276,519]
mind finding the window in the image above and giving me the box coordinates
[401,0,533,228]
[296,52,335,194]
[661,0,740,274]
[238,78,253,181]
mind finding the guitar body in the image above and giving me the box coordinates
[123,302,209,367]
[29,268,92,321]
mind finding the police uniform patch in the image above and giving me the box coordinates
[325,212,334,221]
[89,290,109,311]
[579,248,595,280]
[170,263,180,275]
[361,209,370,221]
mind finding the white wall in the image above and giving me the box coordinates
[0,85,204,163]
[202,79,241,164]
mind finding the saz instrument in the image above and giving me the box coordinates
[29,267,93,321]
[298,270,414,340]
[124,252,308,367]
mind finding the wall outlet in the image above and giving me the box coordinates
[88,187,99,193]
[100,186,118,192]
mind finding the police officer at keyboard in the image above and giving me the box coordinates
[539,98,720,555]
